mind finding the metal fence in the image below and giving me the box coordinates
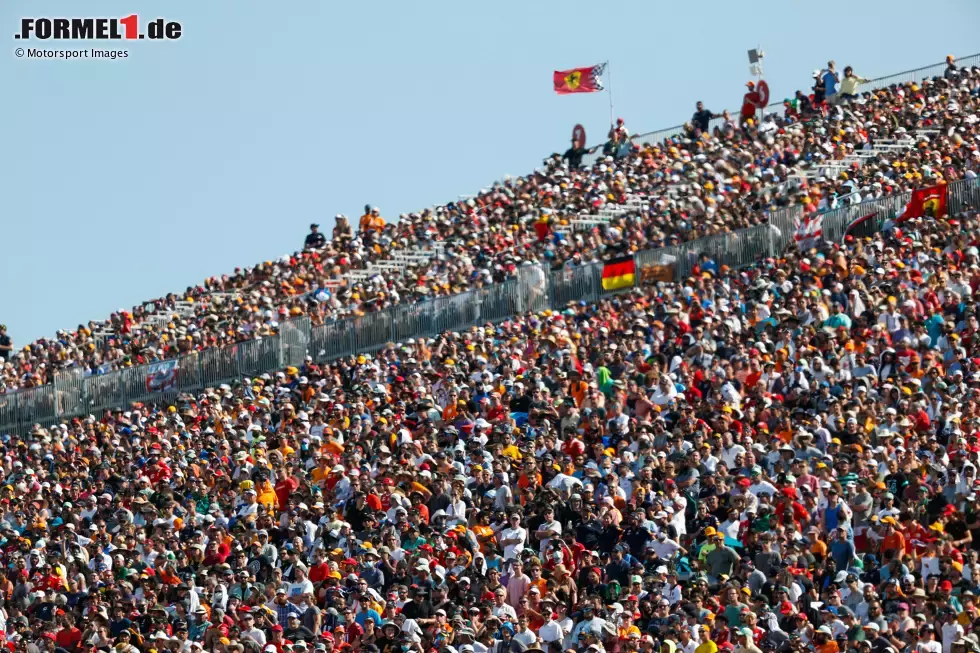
[1,166,979,436]
[582,52,980,166]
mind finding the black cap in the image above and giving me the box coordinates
[310,223,319,229]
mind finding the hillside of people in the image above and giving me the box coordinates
[2,56,978,396]
[3,165,980,653]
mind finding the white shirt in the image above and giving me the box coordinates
[649,538,680,560]
[942,622,963,653]
[749,481,778,498]
[500,526,527,560]
[722,445,746,468]
[538,620,565,644]
[917,639,942,653]
[537,519,562,555]
[492,602,518,621]
[513,629,537,648]
[669,495,687,536]
[241,627,266,647]
[289,579,314,600]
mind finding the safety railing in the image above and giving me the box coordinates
[582,52,979,166]
[1,182,977,435]
[1,177,977,434]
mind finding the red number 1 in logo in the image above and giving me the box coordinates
[119,14,138,39]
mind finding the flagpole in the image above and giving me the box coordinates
[605,61,614,128]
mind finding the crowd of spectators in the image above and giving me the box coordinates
[3,58,979,396]
[7,192,980,653]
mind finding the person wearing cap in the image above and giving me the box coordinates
[705,532,739,587]
[878,518,905,560]
[917,623,941,653]
[268,586,302,626]
[735,626,763,653]
[304,223,326,250]
[239,610,267,647]
[282,613,315,643]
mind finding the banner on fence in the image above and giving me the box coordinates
[639,263,675,285]
[145,360,179,393]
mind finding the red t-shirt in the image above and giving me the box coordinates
[308,562,331,584]
[55,627,82,652]
[275,477,299,510]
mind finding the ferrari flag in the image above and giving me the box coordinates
[601,255,636,291]
[554,63,606,95]
[898,184,947,221]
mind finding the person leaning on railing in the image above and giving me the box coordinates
[837,66,870,102]
[946,54,960,80]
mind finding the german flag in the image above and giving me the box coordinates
[601,255,636,291]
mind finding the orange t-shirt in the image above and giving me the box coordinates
[311,467,333,488]
[443,404,459,423]
[882,532,906,556]
[517,473,541,491]
[472,524,495,553]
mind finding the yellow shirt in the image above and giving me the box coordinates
[839,75,868,96]
[311,467,331,486]
[257,482,277,510]
[619,625,641,640]
[696,640,719,653]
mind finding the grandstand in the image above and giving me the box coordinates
[1,52,979,434]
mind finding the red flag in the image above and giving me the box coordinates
[899,184,947,222]
[844,212,879,240]
[553,64,606,95]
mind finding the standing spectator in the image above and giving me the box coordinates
[0,325,10,361]
[360,206,385,233]
[562,135,591,169]
[812,69,827,105]
[823,60,840,100]
[332,214,353,239]
[945,54,959,80]
[741,82,760,125]
[303,223,325,250]
[692,101,719,134]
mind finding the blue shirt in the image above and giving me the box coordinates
[824,71,839,96]
[926,314,945,347]
[355,609,382,628]
[824,502,845,531]
[830,539,855,570]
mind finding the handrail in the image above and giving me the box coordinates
[585,52,980,162]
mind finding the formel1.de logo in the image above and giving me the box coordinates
[15,16,182,40]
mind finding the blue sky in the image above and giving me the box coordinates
[2,0,978,346]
